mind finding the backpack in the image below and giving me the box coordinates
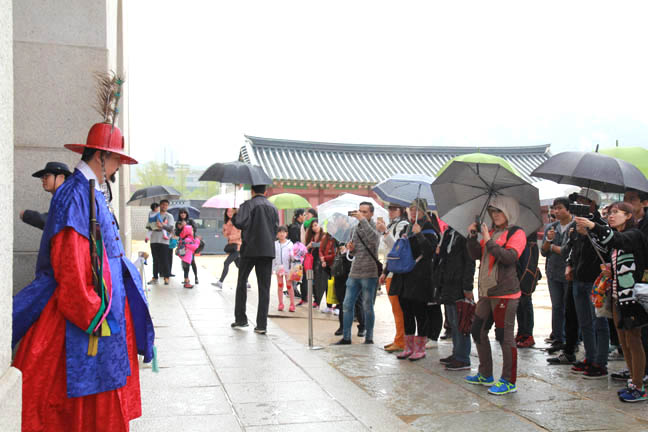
[386,229,437,274]
[507,226,542,295]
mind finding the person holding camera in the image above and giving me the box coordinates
[541,197,574,354]
[565,188,611,379]
[465,195,526,395]
[576,201,648,402]
[333,202,381,345]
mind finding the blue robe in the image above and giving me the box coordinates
[12,169,155,398]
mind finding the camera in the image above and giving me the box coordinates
[569,203,591,218]
[348,210,357,216]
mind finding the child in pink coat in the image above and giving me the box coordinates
[176,222,201,289]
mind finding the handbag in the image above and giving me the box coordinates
[355,232,383,278]
[168,238,178,249]
[326,278,339,304]
[456,299,476,335]
[175,238,186,257]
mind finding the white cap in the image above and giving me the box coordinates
[577,188,602,204]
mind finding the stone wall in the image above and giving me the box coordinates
[0,1,21,429]
[12,0,122,292]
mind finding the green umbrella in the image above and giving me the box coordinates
[436,153,520,177]
[599,146,648,178]
[268,193,311,209]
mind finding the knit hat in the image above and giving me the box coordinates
[488,195,520,226]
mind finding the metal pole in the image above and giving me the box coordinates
[306,268,322,350]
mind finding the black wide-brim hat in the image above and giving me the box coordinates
[32,161,73,178]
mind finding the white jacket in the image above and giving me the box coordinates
[273,239,294,272]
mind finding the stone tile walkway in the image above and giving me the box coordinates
[130,253,648,431]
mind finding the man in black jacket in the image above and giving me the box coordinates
[231,184,279,334]
[565,189,610,378]
[20,162,72,230]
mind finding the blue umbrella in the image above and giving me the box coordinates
[372,173,436,207]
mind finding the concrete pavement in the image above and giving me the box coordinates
[131,251,648,431]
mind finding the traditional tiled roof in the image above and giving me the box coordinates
[240,135,552,185]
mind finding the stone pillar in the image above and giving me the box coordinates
[13,0,124,292]
[0,1,21,429]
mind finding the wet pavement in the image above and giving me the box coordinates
[131,250,648,431]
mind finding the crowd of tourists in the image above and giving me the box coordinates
[247,187,648,402]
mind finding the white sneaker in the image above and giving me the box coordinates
[333,309,340,316]
[212,281,223,289]
[425,340,438,349]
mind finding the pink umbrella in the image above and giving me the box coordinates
[202,192,239,209]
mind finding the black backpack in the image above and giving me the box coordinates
[507,226,542,295]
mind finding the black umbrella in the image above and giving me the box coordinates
[531,151,648,193]
[168,205,200,220]
[199,161,272,185]
[127,185,181,206]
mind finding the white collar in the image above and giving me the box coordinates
[76,161,103,191]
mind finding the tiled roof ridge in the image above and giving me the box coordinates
[244,135,551,155]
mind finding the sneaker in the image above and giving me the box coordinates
[147,278,158,285]
[333,309,340,316]
[183,283,193,289]
[571,360,588,374]
[517,335,536,349]
[465,373,494,386]
[440,329,452,340]
[619,384,648,403]
[333,338,351,345]
[357,328,366,338]
[297,299,306,306]
[312,302,319,309]
[446,360,471,371]
[254,327,267,335]
[425,339,438,349]
[611,369,631,382]
[231,321,249,328]
[278,304,284,312]
[440,355,454,365]
[618,381,631,396]
[547,352,576,365]
[583,364,608,379]
[545,342,565,354]
[334,328,343,336]
[212,281,223,289]
[289,304,296,312]
[488,378,517,395]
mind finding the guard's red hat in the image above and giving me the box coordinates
[65,123,137,165]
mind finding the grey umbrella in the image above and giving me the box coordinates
[127,185,181,206]
[431,161,542,237]
[199,161,272,186]
[531,151,648,193]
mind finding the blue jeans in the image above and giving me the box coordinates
[445,302,471,364]
[573,280,609,366]
[343,277,377,341]
[548,278,568,342]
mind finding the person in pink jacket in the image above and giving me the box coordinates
[176,222,201,289]
[213,208,245,289]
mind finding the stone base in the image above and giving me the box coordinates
[0,367,21,431]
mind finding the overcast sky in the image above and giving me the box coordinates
[127,1,648,168]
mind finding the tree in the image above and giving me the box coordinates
[133,162,173,188]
